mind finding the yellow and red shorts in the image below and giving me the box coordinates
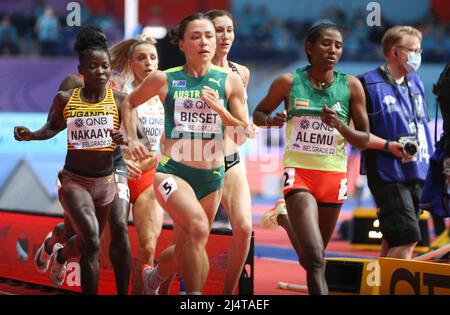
[128,167,157,204]
[282,167,348,207]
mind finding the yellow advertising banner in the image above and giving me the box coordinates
[379,258,450,295]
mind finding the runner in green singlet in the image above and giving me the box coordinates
[253,22,370,295]
[121,13,248,295]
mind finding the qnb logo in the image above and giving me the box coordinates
[64,262,81,287]
[74,118,84,128]
[299,119,310,130]
[183,99,194,110]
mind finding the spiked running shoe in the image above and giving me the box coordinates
[261,199,288,228]
[34,232,54,273]
[49,243,67,287]
[142,264,160,295]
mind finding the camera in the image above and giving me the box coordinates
[398,136,418,157]
[403,141,418,156]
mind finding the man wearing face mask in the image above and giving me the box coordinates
[358,26,433,259]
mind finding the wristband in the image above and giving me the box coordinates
[384,140,390,152]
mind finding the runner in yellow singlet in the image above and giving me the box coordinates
[14,26,127,294]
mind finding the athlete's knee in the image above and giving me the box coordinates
[110,231,130,256]
[110,220,129,244]
[53,222,66,243]
[187,220,209,245]
[300,246,325,271]
[82,234,101,256]
[233,222,252,241]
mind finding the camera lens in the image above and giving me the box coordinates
[403,142,418,156]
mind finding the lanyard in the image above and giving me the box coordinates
[384,65,420,142]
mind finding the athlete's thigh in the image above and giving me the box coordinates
[133,184,164,242]
[318,205,342,247]
[221,163,252,227]
[109,173,130,233]
[95,202,114,237]
[153,172,207,235]
[60,187,99,239]
[285,191,322,247]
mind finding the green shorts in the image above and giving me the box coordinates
[156,156,225,200]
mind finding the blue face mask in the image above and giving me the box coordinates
[403,52,421,73]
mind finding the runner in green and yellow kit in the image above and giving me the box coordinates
[253,22,370,295]
[121,13,247,295]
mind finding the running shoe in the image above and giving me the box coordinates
[49,243,66,287]
[261,199,288,228]
[142,264,160,295]
[34,232,53,273]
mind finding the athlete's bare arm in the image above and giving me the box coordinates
[253,73,292,127]
[14,74,84,141]
[233,62,250,87]
[122,70,167,160]
[14,91,69,141]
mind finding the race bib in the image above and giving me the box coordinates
[138,101,164,151]
[289,116,339,156]
[67,115,114,149]
[158,176,178,202]
[173,98,223,134]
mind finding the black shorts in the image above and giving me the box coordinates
[224,152,240,172]
[114,164,128,182]
[367,173,423,247]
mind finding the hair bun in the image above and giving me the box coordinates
[74,25,108,56]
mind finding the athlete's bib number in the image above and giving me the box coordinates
[158,176,178,202]
[137,103,164,151]
[173,98,223,134]
[337,178,348,201]
[289,116,339,156]
[67,115,114,149]
[282,168,295,190]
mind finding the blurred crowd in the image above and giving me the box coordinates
[0,2,122,57]
[231,4,450,63]
[1,2,449,64]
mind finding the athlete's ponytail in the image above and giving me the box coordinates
[110,34,157,76]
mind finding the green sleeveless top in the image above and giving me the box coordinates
[164,65,228,140]
[284,66,351,172]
